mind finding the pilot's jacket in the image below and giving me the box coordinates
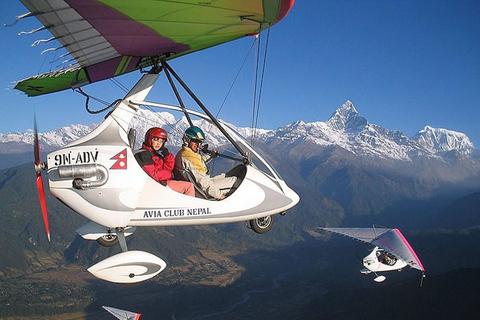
[177,145,208,174]
[175,146,237,200]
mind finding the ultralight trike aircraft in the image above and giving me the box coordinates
[318,227,426,284]
[13,0,300,284]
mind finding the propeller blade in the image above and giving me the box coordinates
[34,114,40,166]
[34,115,50,242]
[36,173,50,242]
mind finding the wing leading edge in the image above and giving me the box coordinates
[15,0,294,96]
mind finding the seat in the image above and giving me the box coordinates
[174,165,245,200]
[174,168,214,200]
[128,128,136,150]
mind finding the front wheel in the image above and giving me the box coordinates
[249,215,274,234]
[97,234,119,247]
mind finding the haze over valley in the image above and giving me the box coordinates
[1,101,480,319]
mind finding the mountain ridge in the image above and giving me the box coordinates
[272,101,476,161]
[0,101,477,164]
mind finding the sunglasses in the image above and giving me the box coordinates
[152,136,165,142]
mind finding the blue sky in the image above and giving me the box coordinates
[1,1,480,146]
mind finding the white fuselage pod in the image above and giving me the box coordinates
[46,73,299,229]
[87,250,167,284]
[362,246,407,274]
[47,141,299,228]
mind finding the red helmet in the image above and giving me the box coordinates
[144,127,167,147]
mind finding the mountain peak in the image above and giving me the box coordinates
[326,100,366,132]
[413,125,473,155]
[340,100,358,114]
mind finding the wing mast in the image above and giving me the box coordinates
[160,61,250,161]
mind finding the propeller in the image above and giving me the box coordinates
[34,115,50,242]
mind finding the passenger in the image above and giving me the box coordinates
[383,252,397,266]
[377,250,397,266]
[175,126,238,200]
[135,127,194,196]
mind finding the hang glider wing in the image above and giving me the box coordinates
[15,0,294,96]
[319,227,425,272]
[103,306,141,320]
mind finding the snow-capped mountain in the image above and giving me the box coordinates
[129,109,272,149]
[413,125,474,155]
[0,101,476,162]
[270,101,475,161]
[0,124,99,155]
[0,124,98,148]
[0,108,271,156]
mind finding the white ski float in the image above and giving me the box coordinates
[88,251,167,284]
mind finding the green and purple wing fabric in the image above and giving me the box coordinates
[15,0,294,96]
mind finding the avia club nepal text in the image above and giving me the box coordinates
[143,207,212,218]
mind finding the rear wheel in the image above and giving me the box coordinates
[249,215,274,234]
[97,234,119,247]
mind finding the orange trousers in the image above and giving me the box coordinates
[166,180,195,197]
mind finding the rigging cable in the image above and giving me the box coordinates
[76,76,131,114]
[200,38,258,170]
[141,104,185,138]
[215,39,257,119]
[202,38,258,169]
[250,34,260,144]
[250,26,271,146]
[76,87,120,114]
[109,77,129,93]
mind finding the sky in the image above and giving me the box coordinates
[1,1,480,145]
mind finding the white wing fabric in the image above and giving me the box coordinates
[103,306,141,320]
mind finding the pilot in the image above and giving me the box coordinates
[383,252,397,266]
[135,127,194,196]
[377,250,397,266]
[175,126,238,200]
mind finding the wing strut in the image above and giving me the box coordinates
[162,62,193,127]
[161,60,250,162]
[117,229,128,252]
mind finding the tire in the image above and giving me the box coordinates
[96,234,119,247]
[249,215,274,234]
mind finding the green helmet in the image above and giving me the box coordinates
[184,126,205,143]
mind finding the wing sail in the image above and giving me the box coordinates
[319,227,425,272]
[15,0,294,96]
[103,306,141,320]
[318,227,391,243]
[372,228,425,271]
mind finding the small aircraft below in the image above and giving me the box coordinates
[13,0,299,284]
[103,306,141,320]
[318,226,425,283]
